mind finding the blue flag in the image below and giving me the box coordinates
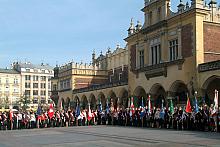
[194,97,199,113]
[106,99,109,114]
[140,108,146,118]
[36,106,42,116]
[76,104,80,117]
[141,97,144,108]
[98,99,102,112]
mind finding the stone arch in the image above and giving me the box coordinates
[133,86,147,108]
[66,97,70,110]
[60,98,65,109]
[108,90,118,109]
[73,95,80,109]
[169,80,189,105]
[98,92,106,110]
[81,95,88,109]
[149,83,166,108]
[202,75,220,105]
[118,88,129,109]
[89,93,97,110]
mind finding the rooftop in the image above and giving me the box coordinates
[0,68,19,74]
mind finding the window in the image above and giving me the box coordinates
[33,90,38,96]
[63,81,67,89]
[119,73,122,81]
[66,80,70,88]
[33,83,38,88]
[60,81,63,89]
[14,78,18,84]
[33,76,38,81]
[41,83,46,89]
[25,82,31,88]
[41,76,46,81]
[169,39,178,61]
[25,90,30,96]
[109,75,113,83]
[157,7,161,21]
[53,84,57,91]
[6,78,9,84]
[41,97,46,104]
[26,68,30,72]
[40,90,46,96]
[25,75,31,80]
[151,44,161,65]
[48,82,51,89]
[14,88,19,93]
[139,50,144,68]
[149,11,152,25]
[33,97,38,104]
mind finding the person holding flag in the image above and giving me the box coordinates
[87,103,93,125]
[185,94,192,113]
[194,91,199,114]
[98,98,102,113]
[48,104,55,127]
[140,97,146,127]
[36,105,42,128]
[75,103,81,126]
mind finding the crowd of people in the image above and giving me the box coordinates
[0,98,220,132]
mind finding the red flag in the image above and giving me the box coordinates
[9,111,13,121]
[185,97,192,113]
[48,104,54,119]
[131,97,135,115]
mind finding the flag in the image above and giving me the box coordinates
[140,108,146,118]
[128,97,131,108]
[169,99,174,115]
[214,90,219,112]
[60,100,63,110]
[76,104,80,117]
[106,99,109,114]
[98,98,102,112]
[141,97,144,108]
[159,99,165,120]
[9,110,13,121]
[130,97,135,115]
[88,104,93,121]
[148,95,151,114]
[36,106,42,116]
[185,97,192,113]
[161,99,164,110]
[194,95,199,113]
[48,104,54,119]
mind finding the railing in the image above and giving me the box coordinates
[198,60,220,72]
[134,59,185,79]
[72,81,128,94]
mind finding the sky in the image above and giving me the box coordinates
[0,0,218,68]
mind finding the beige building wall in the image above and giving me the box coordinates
[125,0,220,106]
[0,69,21,108]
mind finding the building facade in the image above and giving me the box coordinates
[125,0,220,107]
[56,0,220,110]
[0,69,21,109]
[13,62,54,107]
[55,46,129,110]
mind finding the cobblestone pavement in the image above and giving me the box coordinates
[0,126,220,147]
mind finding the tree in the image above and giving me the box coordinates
[19,93,31,111]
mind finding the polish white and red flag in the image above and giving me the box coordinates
[48,104,54,119]
[88,104,93,121]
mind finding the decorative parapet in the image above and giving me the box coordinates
[198,60,220,72]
